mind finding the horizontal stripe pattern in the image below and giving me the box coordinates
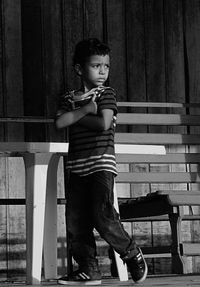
[58,87,118,176]
[67,154,117,176]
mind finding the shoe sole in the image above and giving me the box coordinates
[58,279,102,285]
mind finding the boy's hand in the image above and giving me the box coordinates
[84,86,105,98]
[84,95,98,114]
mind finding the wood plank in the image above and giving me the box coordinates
[125,0,146,102]
[116,153,200,163]
[155,190,200,195]
[144,0,166,102]
[116,172,200,183]
[7,158,25,279]
[107,0,127,101]
[182,243,200,256]
[184,1,200,272]
[62,0,83,91]
[167,195,200,206]
[4,0,24,141]
[0,158,8,280]
[0,117,54,123]
[117,113,200,126]
[115,133,200,145]
[21,0,46,141]
[120,214,200,222]
[184,0,200,104]
[163,0,185,102]
[42,0,65,142]
[163,0,188,256]
[3,0,25,280]
[142,246,171,255]
[0,0,5,141]
[2,112,200,127]
[84,0,103,39]
[117,102,200,108]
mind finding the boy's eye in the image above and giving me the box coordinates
[90,64,100,68]
[91,64,110,69]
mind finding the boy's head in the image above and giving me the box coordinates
[73,38,110,67]
[73,38,111,91]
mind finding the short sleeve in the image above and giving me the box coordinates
[97,87,118,116]
[56,92,73,118]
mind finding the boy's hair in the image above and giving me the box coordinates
[73,38,110,67]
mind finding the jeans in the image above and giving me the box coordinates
[66,171,137,270]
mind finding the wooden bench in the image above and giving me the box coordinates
[115,102,200,275]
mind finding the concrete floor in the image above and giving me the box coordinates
[1,275,200,286]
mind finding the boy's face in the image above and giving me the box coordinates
[78,54,110,91]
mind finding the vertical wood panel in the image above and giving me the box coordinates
[125,0,146,102]
[0,0,5,140]
[4,0,25,278]
[164,0,185,102]
[0,158,8,280]
[184,0,200,103]
[21,0,46,141]
[162,1,187,273]
[7,158,25,279]
[63,0,84,90]
[4,0,24,141]
[0,0,8,279]
[140,0,167,273]
[107,0,127,101]
[183,0,200,273]
[42,0,65,142]
[84,0,103,39]
[144,0,166,102]
[0,0,25,279]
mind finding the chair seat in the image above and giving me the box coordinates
[119,191,200,220]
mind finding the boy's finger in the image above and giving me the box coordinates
[92,94,97,101]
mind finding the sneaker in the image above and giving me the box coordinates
[122,247,148,283]
[58,269,102,285]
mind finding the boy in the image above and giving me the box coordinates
[56,38,148,285]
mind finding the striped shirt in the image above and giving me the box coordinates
[57,87,118,176]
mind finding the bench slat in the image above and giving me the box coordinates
[116,172,200,183]
[182,243,200,256]
[115,133,200,145]
[120,214,200,222]
[116,153,200,163]
[117,113,200,126]
[167,194,200,205]
[117,102,200,108]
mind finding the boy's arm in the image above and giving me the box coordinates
[55,96,97,129]
[78,88,117,131]
[78,109,114,131]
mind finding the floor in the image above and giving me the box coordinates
[1,275,200,287]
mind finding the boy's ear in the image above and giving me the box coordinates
[74,64,82,76]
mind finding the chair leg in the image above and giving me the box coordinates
[43,154,60,279]
[63,158,74,276]
[24,153,53,285]
[169,207,187,274]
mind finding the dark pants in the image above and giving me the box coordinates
[66,171,137,270]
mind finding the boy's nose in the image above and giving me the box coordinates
[99,66,105,74]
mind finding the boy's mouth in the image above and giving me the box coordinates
[97,78,106,83]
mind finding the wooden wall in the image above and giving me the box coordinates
[0,0,200,280]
